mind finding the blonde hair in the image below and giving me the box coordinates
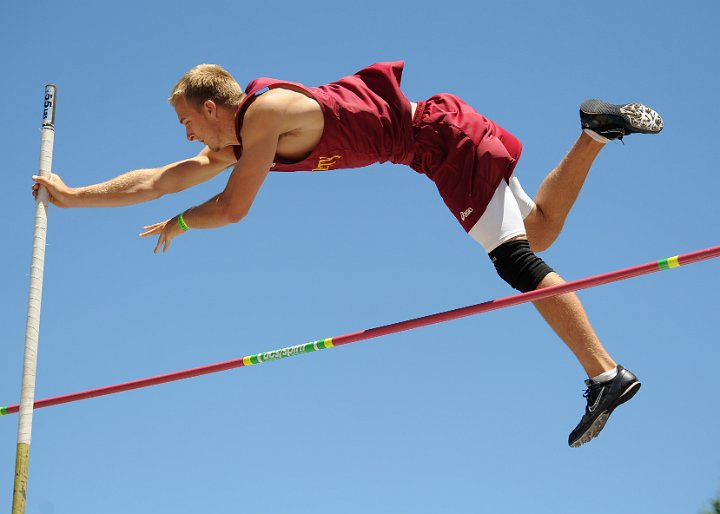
[169,64,244,109]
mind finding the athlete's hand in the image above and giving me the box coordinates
[139,215,187,254]
[32,173,74,207]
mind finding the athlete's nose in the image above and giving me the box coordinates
[186,127,196,142]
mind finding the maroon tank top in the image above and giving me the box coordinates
[232,61,415,172]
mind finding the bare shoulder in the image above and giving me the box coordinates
[253,87,318,111]
[198,144,238,166]
[245,88,322,134]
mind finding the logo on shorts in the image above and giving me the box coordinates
[312,155,342,171]
[460,207,474,221]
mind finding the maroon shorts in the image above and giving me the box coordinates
[409,93,523,231]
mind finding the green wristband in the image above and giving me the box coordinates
[177,212,189,231]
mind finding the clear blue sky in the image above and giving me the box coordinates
[2,1,719,513]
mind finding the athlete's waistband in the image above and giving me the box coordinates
[412,100,427,127]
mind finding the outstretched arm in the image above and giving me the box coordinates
[31,145,238,208]
[140,98,283,253]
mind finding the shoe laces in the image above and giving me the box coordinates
[582,381,605,404]
[601,128,626,143]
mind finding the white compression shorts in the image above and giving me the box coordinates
[468,174,535,253]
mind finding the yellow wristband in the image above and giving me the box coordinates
[177,212,189,231]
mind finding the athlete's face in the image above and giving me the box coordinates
[174,96,223,151]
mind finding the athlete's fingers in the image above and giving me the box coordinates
[139,223,163,238]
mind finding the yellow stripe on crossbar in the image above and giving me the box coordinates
[667,256,680,268]
[323,338,334,348]
[242,356,253,366]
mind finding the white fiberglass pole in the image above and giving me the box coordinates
[12,84,57,514]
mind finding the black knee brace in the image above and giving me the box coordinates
[488,239,554,292]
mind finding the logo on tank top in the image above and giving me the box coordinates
[312,155,342,171]
[460,207,474,221]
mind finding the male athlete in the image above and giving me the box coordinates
[32,61,663,447]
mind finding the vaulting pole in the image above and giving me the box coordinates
[1,245,718,418]
[12,84,57,514]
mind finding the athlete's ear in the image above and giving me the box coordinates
[203,99,217,117]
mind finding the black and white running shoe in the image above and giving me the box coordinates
[569,365,641,448]
[580,99,663,140]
